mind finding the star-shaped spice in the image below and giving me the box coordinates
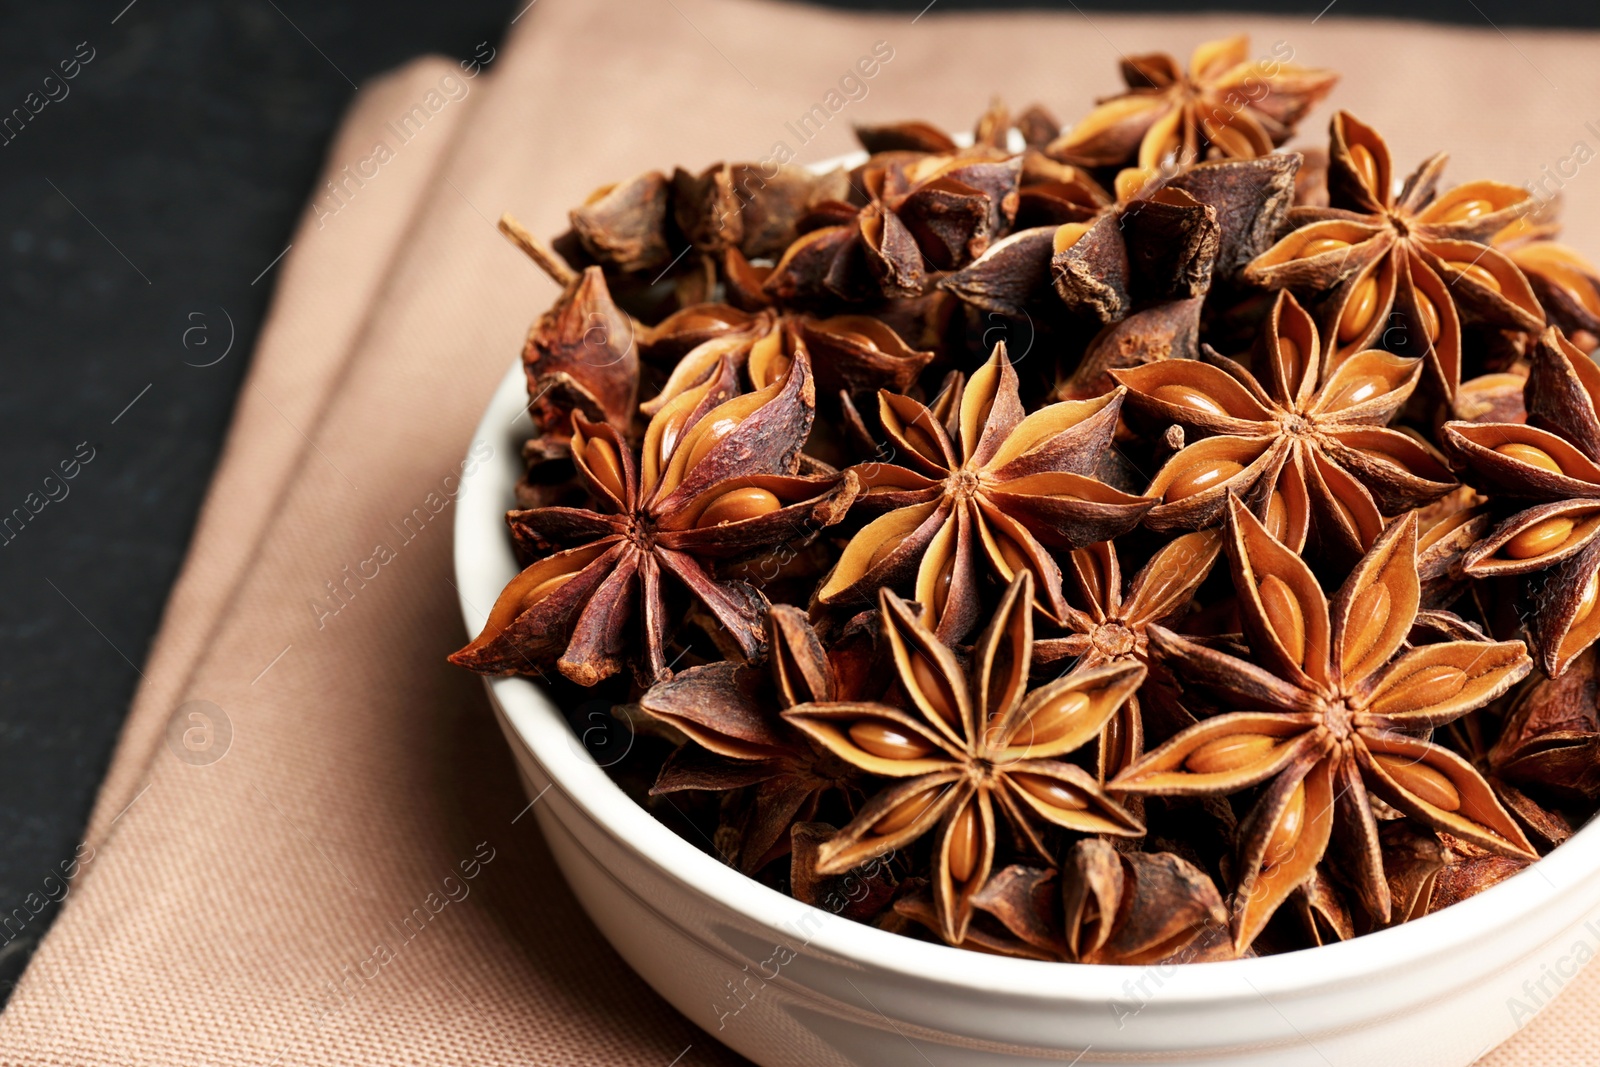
[1111,498,1534,953]
[451,349,856,685]
[639,605,866,872]
[815,343,1154,641]
[1444,328,1600,676]
[785,574,1146,943]
[1117,289,1456,557]
[1033,530,1223,778]
[1047,35,1337,170]
[1246,111,1545,402]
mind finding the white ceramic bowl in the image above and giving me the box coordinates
[456,358,1600,1067]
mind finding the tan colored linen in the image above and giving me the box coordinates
[3,3,1597,1064]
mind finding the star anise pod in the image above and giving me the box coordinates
[1444,328,1600,675]
[1034,530,1223,777]
[815,343,1153,641]
[785,574,1145,942]
[451,349,857,684]
[1047,35,1336,170]
[1117,290,1455,556]
[1111,499,1534,952]
[640,606,870,872]
[1245,111,1544,402]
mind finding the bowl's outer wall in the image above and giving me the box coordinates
[459,361,1600,1067]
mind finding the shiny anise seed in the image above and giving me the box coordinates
[1339,275,1380,341]
[1020,691,1092,746]
[910,655,962,728]
[1258,574,1308,665]
[849,720,936,760]
[583,437,626,500]
[1166,458,1243,502]
[1342,581,1392,671]
[1372,754,1462,811]
[1503,516,1575,560]
[1494,442,1563,475]
[1185,733,1279,774]
[1369,664,1468,716]
[1151,383,1230,418]
[1262,782,1306,868]
[1347,143,1380,192]
[873,791,933,834]
[1013,773,1089,811]
[695,487,782,527]
[947,804,981,882]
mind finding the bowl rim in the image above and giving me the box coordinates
[455,358,1600,1007]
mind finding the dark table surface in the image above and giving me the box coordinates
[2,0,1597,1007]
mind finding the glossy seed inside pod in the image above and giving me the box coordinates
[1265,491,1291,543]
[1151,383,1229,418]
[1494,442,1564,475]
[931,552,957,617]
[947,804,981,882]
[849,719,936,760]
[867,531,910,571]
[582,436,627,501]
[1413,292,1441,344]
[1342,581,1392,672]
[1503,515,1576,560]
[1013,773,1089,812]
[1339,275,1379,342]
[1165,458,1244,502]
[682,415,741,470]
[1185,733,1281,774]
[1347,144,1381,194]
[1258,574,1308,665]
[1299,236,1350,259]
[872,790,934,834]
[1262,782,1306,868]
[1054,221,1093,253]
[1020,691,1092,747]
[695,487,782,528]
[1447,260,1501,293]
[1323,373,1388,411]
[1372,753,1462,811]
[1575,570,1600,628]
[524,570,578,609]
[1370,664,1467,716]
[1437,197,1493,224]
[910,654,961,728]
[1278,336,1304,381]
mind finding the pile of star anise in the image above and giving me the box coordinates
[452,36,1600,961]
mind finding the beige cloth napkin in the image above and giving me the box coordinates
[5,2,1599,1063]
